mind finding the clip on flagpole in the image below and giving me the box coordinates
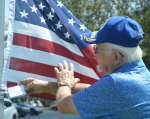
[0,89,8,93]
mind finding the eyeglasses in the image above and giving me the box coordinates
[93,45,124,57]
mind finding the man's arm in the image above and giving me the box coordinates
[56,83,91,114]
[72,83,91,94]
[45,81,91,95]
[54,61,91,114]
[17,78,91,95]
[56,86,78,114]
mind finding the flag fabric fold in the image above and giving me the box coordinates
[2,0,105,100]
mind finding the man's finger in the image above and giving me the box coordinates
[74,78,80,84]
[58,63,63,71]
[29,88,34,94]
[69,63,74,71]
[17,77,33,85]
[26,89,33,96]
[25,82,34,91]
[54,67,60,80]
[17,79,27,85]
[54,67,59,78]
[63,60,68,70]
[17,81,22,85]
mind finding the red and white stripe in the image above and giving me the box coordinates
[2,2,105,99]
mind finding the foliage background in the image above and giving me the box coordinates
[60,0,150,70]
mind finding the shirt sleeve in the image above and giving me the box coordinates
[73,75,121,119]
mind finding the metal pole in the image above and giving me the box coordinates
[0,0,5,118]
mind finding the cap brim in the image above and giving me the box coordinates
[83,31,99,44]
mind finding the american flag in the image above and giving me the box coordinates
[2,0,105,100]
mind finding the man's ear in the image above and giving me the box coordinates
[113,51,121,65]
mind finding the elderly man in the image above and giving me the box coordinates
[18,16,150,118]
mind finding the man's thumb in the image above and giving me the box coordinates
[74,78,80,84]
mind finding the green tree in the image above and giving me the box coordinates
[60,0,117,31]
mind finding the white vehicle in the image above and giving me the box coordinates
[29,101,36,107]
[35,100,43,107]
[4,98,18,119]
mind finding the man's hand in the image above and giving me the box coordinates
[17,77,47,95]
[54,61,80,89]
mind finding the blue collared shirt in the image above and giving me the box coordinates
[73,59,150,119]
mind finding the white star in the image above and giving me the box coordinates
[20,10,29,19]
[64,32,70,39]
[22,0,27,3]
[80,24,86,31]
[50,7,55,14]
[38,2,45,11]
[68,18,76,26]
[57,1,64,8]
[30,5,38,14]
[55,20,63,30]
[46,12,54,20]
[40,17,46,24]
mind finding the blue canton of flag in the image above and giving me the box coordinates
[2,0,105,100]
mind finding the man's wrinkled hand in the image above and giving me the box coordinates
[17,77,47,95]
[54,60,80,89]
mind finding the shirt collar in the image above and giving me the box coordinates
[115,59,145,73]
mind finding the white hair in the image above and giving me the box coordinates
[105,43,143,63]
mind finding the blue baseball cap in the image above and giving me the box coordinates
[83,16,144,47]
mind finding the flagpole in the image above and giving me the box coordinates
[0,0,5,118]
